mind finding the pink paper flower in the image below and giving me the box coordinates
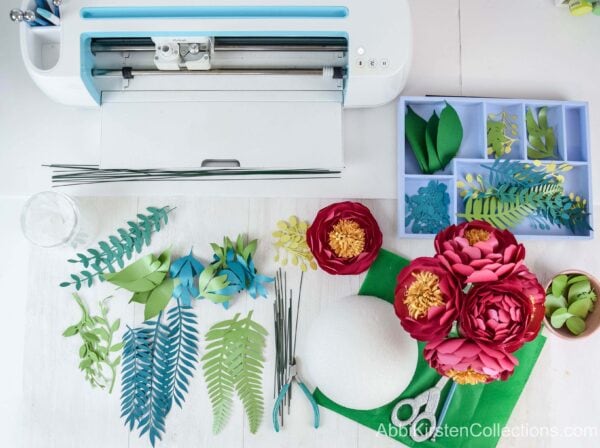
[434,220,525,284]
[460,280,545,353]
[424,338,518,384]
[306,201,382,275]
[394,257,463,341]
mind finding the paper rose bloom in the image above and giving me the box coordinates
[424,338,518,385]
[434,220,525,284]
[394,257,462,341]
[306,201,382,275]
[460,281,545,353]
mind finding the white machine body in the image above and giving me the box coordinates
[19,0,412,171]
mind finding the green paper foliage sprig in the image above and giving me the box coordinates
[487,111,519,158]
[61,206,172,290]
[526,107,558,160]
[62,294,123,393]
[545,273,597,335]
[272,216,317,271]
[120,301,199,447]
[202,311,268,434]
[457,159,591,234]
[405,102,463,174]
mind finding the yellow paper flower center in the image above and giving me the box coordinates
[446,368,490,385]
[464,229,491,246]
[328,219,366,258]
[403,271,444,319]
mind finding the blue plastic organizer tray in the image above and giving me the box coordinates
[398,96,593,239]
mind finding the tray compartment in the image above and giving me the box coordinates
[484,102,525,160]
[564,105,589,162]
[402,175,455,236]
[524,104,566,162]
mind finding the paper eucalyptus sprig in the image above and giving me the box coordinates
[61,206,172,290]
[487,111,519,158]
[545,273,597,335]
[272,216,317,271]
[62,294,123,393]
[202,311,268,434]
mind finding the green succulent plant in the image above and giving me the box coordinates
[545,273,597,336]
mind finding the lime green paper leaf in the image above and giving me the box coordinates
[144,278,176,321]
[551,274,568,297]
[130,290,151,304]
[405,106,429,173]
[425,111,443,172]
[105,249,171,292]
[566,316,586,335]
[550,307,572,328]
[198,266,232,304]
[567,275,589,285]
[568,297,593,319]
[437,102,463,167]
[568,279,591,302]
[545,294,567,316]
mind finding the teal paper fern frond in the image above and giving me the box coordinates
[202,311,268,435]
[120,304,199,446]
[61,206,173,290]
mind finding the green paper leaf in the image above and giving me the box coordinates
[566,316,586,335]
[550,307,572,329]
[144,278,176,321]
[405,106,429,173]
[568,279,591,302]
[63,325,79,337]
[545,294,567,316]
[104,249,171,293]
[425,111,443,172]
[551,274,568,297]
[567,275,589,285]
[568,297,592,319]
[436,102,463,168]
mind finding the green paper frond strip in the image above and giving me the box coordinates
[202,311,268,434]
[526,107,558,160]
[61,206,173,290]
[62,294,122,393]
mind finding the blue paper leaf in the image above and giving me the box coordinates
[170,250,204,306]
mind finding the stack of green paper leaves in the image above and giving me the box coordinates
[526,107,557,160]
[405,103,464,174]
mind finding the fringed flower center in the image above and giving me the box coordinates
[465,229,491,245]
[404,271,444,319]
[446,367,490,385]
[328,219,366,258]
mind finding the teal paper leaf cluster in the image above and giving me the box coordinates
[61,206,172,290]
[199,236,274,309]
[457,159,591,234]
[202,311,268,434]
[170,251,204,307]
[120,303,199,446]
[405,180,451,234]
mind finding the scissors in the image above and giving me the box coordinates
[391,376,456,442]
[272,358,320,432]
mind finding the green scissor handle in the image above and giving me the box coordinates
[272,379,320,432]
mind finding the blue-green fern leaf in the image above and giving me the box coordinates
[62,206,173,289]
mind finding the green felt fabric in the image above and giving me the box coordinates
[313,249,546,448]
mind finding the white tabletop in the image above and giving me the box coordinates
[2,1,600,447]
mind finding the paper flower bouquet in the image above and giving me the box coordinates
[394,220,545,384]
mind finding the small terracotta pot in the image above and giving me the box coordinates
[544,270,600,339]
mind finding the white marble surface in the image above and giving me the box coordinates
[2,0,600,447]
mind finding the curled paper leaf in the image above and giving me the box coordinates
[170,250,204,306]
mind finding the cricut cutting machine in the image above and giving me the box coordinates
[18,0,411,173]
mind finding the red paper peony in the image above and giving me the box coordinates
[424,338,518,384]
[394,257,462,341]
[460,281,545,353]
[434,220,526,284]
[306,201,382,275]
